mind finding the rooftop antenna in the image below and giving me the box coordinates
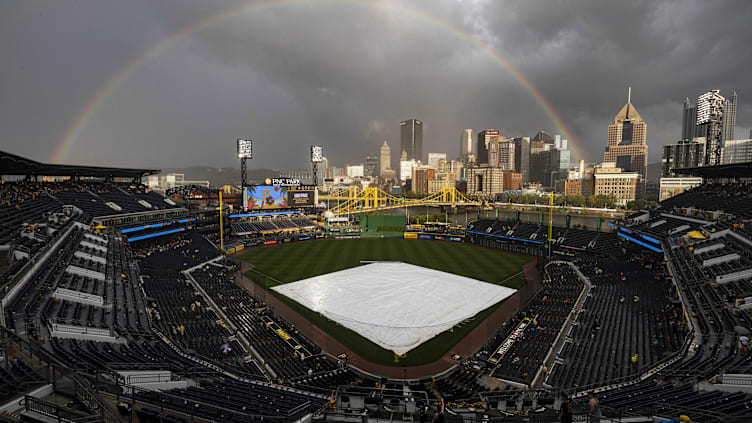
[625,86,632,119]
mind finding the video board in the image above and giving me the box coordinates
[244,185,316,209]
[287,187,316,207]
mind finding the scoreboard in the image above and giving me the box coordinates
[288,187,316,207]
[243,183,317,210]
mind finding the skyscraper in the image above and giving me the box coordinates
[550,147,571,186]
[530,136,570,188]
[379,140,391,176]
[681,98,698,141]
[400,119,423,162]
[460,129,476,165]
[438,159,463,181]
[513,137,531,184]
[365,156,378,177]
[532,130,555,143]
[412,166,436,194]
[661,139,705,177]
[604,87,648,181]
[494,139,515,170]
[399,159,416,182]
[529,150,552,185]
[531,130,555,154]
[697,90,726,165]
[427,153,446,169]
[681,89,737,165]
[466,167,520,197]
[723,138,752,164]
[723,91,737,144]
[346,165,364,178]
[477,129,500,165]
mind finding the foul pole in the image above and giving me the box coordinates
[548,192,553,259]
[219,190,224,252]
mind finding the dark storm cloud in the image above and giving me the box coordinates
[1,0,750,170]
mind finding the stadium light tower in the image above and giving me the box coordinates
[311,145,323,185]
[237,139,253,188]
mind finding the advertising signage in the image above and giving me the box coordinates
[244,185,317,209]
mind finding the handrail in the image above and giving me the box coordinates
[1,220,79,306]
[116,382,302,423]
[73,375,121,423]
[25,395,99,422]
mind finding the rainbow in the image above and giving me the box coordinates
[51,0,583,163]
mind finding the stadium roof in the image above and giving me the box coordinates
[0,150,159,178]
[673,162,752,179]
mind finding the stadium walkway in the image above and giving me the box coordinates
[230,252,542,379]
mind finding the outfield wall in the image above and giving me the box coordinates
[404,232,464,242]
[359,214,406,233]
[359,231,404,238]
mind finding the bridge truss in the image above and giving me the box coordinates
[323,186,481,216]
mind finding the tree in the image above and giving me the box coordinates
[626,199,647,210]
[410,213,449,225]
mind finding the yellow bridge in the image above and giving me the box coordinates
[320,186,482,216]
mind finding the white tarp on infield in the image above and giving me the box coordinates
[271,262,517,355]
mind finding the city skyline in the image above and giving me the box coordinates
[2,1,751,170]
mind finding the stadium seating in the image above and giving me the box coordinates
[428,366,488,401]
[5,179,752,422]
[132,378,325,421]
[597,380,752,421]
[0,181,177,226]
[231,217,316,235]
[5,224,210,375]
[661,234,749,380]
[132,232,220,271]
[0,359,47,405]
[119,183,176,210]
[549,255,687,388]
[132,234,264,378]
[490,263,583,385]
[189,264,336,382]
[660,183,752,219]
[467,219,623,257]
[141,270,262,377]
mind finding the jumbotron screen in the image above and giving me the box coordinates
[244,185,316,209]
[288,187,316,207]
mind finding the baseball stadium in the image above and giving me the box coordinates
[1,148,751,423]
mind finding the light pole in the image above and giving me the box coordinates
[310,146,323,186]
[237,139,253,189]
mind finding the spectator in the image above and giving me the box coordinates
[560,395,573,423]
[433,397,445,423]
[740,336,749,354]
[588,393,602,423]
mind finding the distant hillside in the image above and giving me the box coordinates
[158,166,277,187]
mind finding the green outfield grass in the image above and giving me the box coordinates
[239,238,533,366]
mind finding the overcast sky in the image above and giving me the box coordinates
[2,0,751,170]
